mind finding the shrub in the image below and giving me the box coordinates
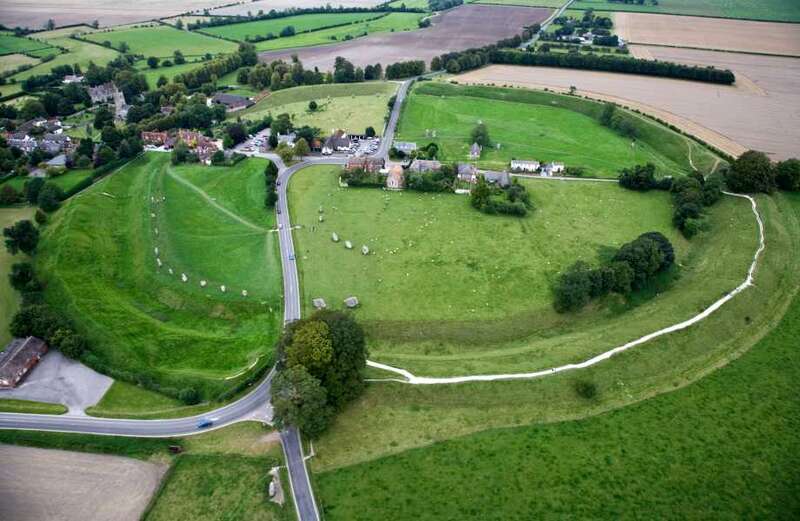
[724,150,775,193]
[618,163,656,191]
[574,380,597,399]
[178,387,201,405]
[776,158,800,192]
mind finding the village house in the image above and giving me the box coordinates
[0,336,48,389]
[278,132,296,147]
[113,88,129,121]
[210,93,254,112]
[457,163,478,184]
[62,74,84,84]
[393,141,417,154]
[541,162,565,177]
[6,132,38,153]
[141,131,169,147]
[87,82,118,104]
[469,142,482,160]
[386,164,404,190]
[39,133,71,155]
[322,130,351,155]
[408,159,442,173]
[346,156,384,173]
[510,159,540,173]
[482,170,511,187]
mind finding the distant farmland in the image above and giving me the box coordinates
[199,12,387,42]
[83,24,237,57]
[571,0,800,22]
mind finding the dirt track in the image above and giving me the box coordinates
[615,12,800,57]
[0,444,166,521]
[454,53,800,160]
[259,4,551,71]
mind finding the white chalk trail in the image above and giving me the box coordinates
[367,192,765,385]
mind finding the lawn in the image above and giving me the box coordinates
[397,82,707,177]
[289,159,762,378]
[239,82,398,135]
[85,381,202,419]
[0,33,56,55]
[36,153,283,398]
[136,60,205,88]
[0,206,34,345]
[316,257,800,520]
[200,12,387,42]
[0,53,39,74]
[83,25,237,58]
[7,37,119,83]
[571,0,800,22]
[0,398,67,414]
[253,12,424,51]
[47,169,93,193]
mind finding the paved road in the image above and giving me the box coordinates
[519,0,575,48]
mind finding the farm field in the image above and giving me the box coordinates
[571,0,800,23]
[35,153,283,398]
[239,82,397,135]
[199,12,387,42]
[136,60,205,88]
[615,12,800,57]
[307,190,799,471]
[6,36,119,84]
[0,444,166,521]
[0,1,217,28]
[453,61,800,161]
[252,12,424,52]
[386,0,430,8]
[0,206,34,346]
[396,82,702,176]
[0,32,56,55]
[315,238,800,520]
[475,0,566,7]
[259,4,551,70]
[0,53,38,73]
[288,161,759,378]
[83,24,237,57]
[47,168,93,192]
[212,0,384,16]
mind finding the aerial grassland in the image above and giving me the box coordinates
[571,0,800,22]
[35,153,283,398]
[239,82,397,134]
[199,12,386,42]
[0,32,57,55]
[83,24,238,57]
[0,207,34,345]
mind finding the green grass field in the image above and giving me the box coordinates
[0,206,34,345]
[398,82,711,177]
[1,170,92,194]
[200,12,386,42]
[571,0,800,22]
[136,60,205,88]
[316,252,800,519]
[85,381,200,419]
[239,82,397,134]
[83,25,237,57]
[474,0,566,7]
[253,12,424,51]
[0,53,39,73]
[0,398,67,414]
[387,0,430,8]
[36,153,283,398]
[0,33,56,55]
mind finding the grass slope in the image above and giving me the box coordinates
[398,82,711,176]
[83,25,237,57]
[0,206,34,345]
[200,12,386,42]
[0,33,55,55]
[36,153,282,397]
[571,0,800,22]
[253,12,424,51]
[0,398,67,414]
[239,82,397,134]
[316,231,800,519]
[85,381,202,419]
[0,53,38,74]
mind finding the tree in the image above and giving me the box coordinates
[333,56,356,83]
[24,178,45,205]
[3,220,39,255]
[618,163,657,191]
[93,106,113,130]
[178,387,201,405]
[0,185,22,205]
[553,261,593,313]
[175,18,184,30]
[146,56,160,69]
[118,41,129,53]
[271,365,332,438]
[51,329,86,359]
[173,50,186,65]
[37,183,64,213]
[308,100,317,111]
[20,99,46,121]
[470,122,490,147]
[46,19,55,31]
[276,143,294,164]
[9,262,38,292]
[286,320,333,374]
[34,209,47,225]
[293,137,310,158]
[313,310,367,409]
[724,150,776,194]
[612,235,665,289]
[365,126,376,138]
[156,75,168,87]
[776,158,800,192]
[94,145,116,167]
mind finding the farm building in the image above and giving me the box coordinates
[408,159,441,173]
[386,164,404,190]
[393,141,417,154]
[510,159,540,173]
[469,142,482,160]
[210,93,254,112]
[457,163,478,184]
[141,131,169,146]
[0,336,48,389]
[323,130,352,155]
[346,156,385,173]
[481,170,511,187]
[541,162,565,176]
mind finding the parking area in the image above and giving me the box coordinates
[0,351,112,414]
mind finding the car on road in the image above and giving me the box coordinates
[288,253,295,260]
[197,419,214,429]
[277,208,281,214]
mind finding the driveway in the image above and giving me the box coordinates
[0,351,112,415]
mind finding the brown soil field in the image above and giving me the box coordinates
[615,12,800,57]
[0,0,216,28]
[259,4,552,71]
[212,0,384,16]
[454,54,800,161]
[0,444,166,521]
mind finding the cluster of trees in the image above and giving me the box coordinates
[470,177,532,217]
[724,150,800,194]
[384,60,425,80]
[546,9,614,40]
[406,163,458,192]
[340,167,385,187]
[239,56,326,91]
[599,103,637,138]
[145,50,195,70]
[264,161,278,207]
[271,310,367,438]
[429,0,463,10]
[431,32,524,74]
[553,232,674,312]
[174,44,258,90]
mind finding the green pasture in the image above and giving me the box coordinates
[8,37,119,83]
[85,381,209,419]
[36,153,283,398]
[200,12,386,42]
[0,398,67,414]
[0,53,39,73]
[48,169,93,193]
[239,82,397,134]
[136,60,204,88]
[398,82,710,176]
[83,25,237,58]
[571,0,800,22]
[0,206,34,345]
[0,33,55,55]
[308,192,798,473]
[474,0,566,7]
[253,12,424,51]
[316,249,800,519]
[386,0,430,8]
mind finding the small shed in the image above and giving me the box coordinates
[313,298,327,310]
[0,336,48,388]
[343,296,359,308]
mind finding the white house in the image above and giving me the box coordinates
[510,159,540,173]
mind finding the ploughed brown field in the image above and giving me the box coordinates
[615,12,800,57]
[454,50,800,161]
[258,4,551,71]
